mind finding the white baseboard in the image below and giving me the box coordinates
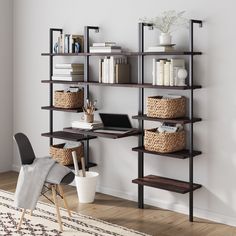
[96,185,236,227]
[11,165,236,227]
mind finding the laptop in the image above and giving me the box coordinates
[93,113,134,133]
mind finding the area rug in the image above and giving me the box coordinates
[0,189,150,236]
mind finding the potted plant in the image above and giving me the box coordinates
[140,10,188,45]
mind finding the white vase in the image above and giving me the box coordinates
[159,33,172,45]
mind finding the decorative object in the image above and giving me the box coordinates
[140,10,188,45]
[50,143,83,165]
[176,68,188,86]
[147,96,186,118]
[144,128,185,153]
[0,190,149,236]
[54,89,84,109]
[82,99,97,123]
[82,113,94,123]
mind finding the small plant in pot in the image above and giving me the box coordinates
[140,10,188,45]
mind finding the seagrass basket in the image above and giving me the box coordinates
[50,143,83,165]
[144,128,185,153]
[54,90,84,109]
[147,96,186,118]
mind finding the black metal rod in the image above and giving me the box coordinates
[49,28,62,146]
[189,20,194,222]
[84,26,99,170]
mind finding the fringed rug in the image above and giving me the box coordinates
[0,189,150,236]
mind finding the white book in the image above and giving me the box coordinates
[90,48,121,53]
[102,61,105,83]
[109,56,115,83]
[53,68,84,75]
[157,60,165,85]
[52,75,83,81]
[55,63,84,69]
[164,61,170,86]
[93,42,116,47]
[147,46,174,52]
[152,59,156,85]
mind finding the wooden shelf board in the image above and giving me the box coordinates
[41,106,83,113]
[132,146,201,159]
[63,127,140,139]
[132,175,202,194]
[41,80,201,90]
[132,115,202,124]
[41,51,202,57]
[66,162,97,170]
[41,131,96,142]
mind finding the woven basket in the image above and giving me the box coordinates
[144,129,185,153]
[147,96,186,118]
[50,143,83,165]
[54,90,84,109]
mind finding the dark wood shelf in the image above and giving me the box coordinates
[67,162,97,170]
[132,175,202,194]
[41,51,202,57]
[41,131,96,142]
[63,127,140,139]
[41,106,83,113]
[132,146,201,159]
[41,80,201,90]
[132,115,202,124]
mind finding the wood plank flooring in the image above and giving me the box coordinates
[0,171,235,236]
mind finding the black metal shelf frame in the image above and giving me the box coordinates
[136,20,202,222]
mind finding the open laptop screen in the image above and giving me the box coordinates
[99,113,132,129]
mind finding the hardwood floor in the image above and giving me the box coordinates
[0,171,236,236]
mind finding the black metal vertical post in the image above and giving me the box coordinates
[49,28,62,146]
[84,26,99,170]
[189,20,194,222]
[138,23,144,209]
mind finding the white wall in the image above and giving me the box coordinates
[12,0,236,227]
[0,0,13,172]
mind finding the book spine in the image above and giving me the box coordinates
[152,59,156,85]
[99,59,103,83]
[109,56,115,83]
[158,60,165,86]
[102,60,105,83]
[164,61,170,86]
[170,60,174,86]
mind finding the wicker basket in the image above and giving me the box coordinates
[50,143,83,165]
[147,96,186,118]
[54,90,84,109]
[144,128,185,153]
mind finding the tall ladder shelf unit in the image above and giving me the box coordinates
[41,20,203,222]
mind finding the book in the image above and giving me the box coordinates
[164,61,170,86]
[157,60,165,85]
[90,46,121,53]
[98,58,103,83]
[152,59,156,85]
[52,75,84,81]
[53,68,84,75]
[147,46,174,52]
[115,64,130,84]
[55,63,84,69]
[93,42,116,47]
[72,120,103,130]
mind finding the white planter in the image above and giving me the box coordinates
[159,33,172,45]
[75,171,99,203]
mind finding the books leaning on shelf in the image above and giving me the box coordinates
[90,42,122,53]
[152,58,186,86]
[54,33,84,53]
[72,120,103,130]
[98,56,130,84]
[52,63,84,81]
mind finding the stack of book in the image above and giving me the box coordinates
[98,56,130,84]
[72,120,103,130]
[54,33,84,53]
[52,63,84,81]
[147,44,175,52]
[152,58,185,86]
[90,42,122,53]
